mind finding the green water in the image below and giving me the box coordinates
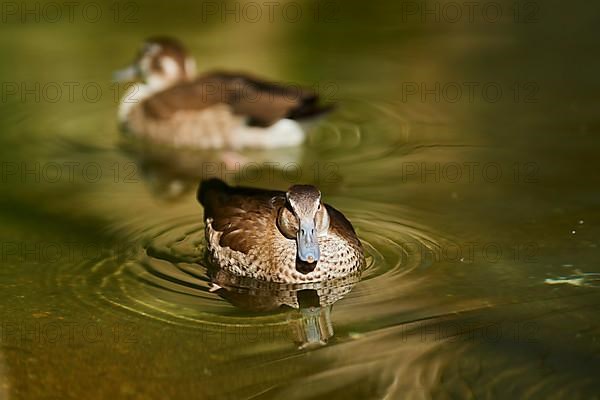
[1,0,600,398]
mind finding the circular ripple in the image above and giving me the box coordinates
[49,200,448,330]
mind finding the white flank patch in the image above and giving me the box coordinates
[231,119,306,149]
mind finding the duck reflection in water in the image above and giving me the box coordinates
[209,267,361,348]
[119,140,310,201]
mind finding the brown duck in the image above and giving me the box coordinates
[114,37,333,149]
[198,179,365,284]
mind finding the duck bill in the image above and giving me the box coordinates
[297,219,320,264]
[112,65,139,82]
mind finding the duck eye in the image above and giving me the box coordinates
[318,204,321,210]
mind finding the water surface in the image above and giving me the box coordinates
[1,1,600,398]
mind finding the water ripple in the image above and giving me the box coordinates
[49,200,448,333]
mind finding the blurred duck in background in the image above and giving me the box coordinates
[114,37,334,150]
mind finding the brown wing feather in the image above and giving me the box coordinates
[141,71,327,126]
[325,205,363,249]
[141,74,230,119]
[212,71,317,126]
[198,179,286,254]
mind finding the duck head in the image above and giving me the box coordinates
[278,185,330,265]
[113,37,197,91]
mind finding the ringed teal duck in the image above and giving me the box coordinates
[114,37,333,150]
[198,179,365,284]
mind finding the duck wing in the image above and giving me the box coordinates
[140,74,231,119]
[209,71,333,126]
[198,179,286,254]
[142,71,334,126]
[325,204,363,250]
